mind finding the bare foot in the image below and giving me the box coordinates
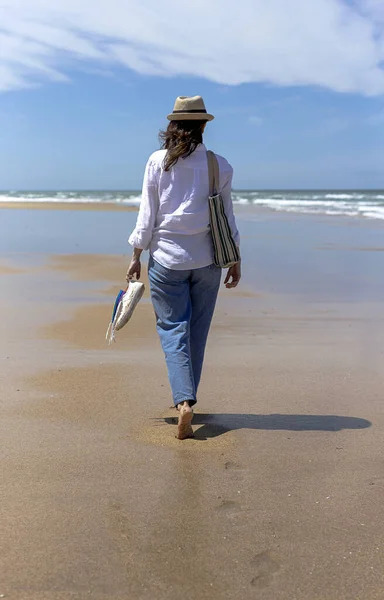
[176,402,194,440]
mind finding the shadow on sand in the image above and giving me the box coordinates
[160,413,372,440]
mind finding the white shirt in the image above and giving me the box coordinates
[128,143,240,270]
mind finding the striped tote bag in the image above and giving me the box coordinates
[207,150,240,268]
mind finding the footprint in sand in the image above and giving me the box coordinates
[217,499,240,511]
[224,460,240,470]
[109,502,131,541]
[216,499,248,526]
[224,460,247,474]
[250,551,280,589]
[224,460,248,487]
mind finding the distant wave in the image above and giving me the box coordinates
[324,193,365,199]
[0,191,142,206]
[1,190,384,220]
[231,191,384,220]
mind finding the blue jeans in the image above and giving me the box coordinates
[148,256,221,407]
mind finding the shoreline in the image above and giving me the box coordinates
[1,201,384,230]
[1,200,384,224]
[0,201,138,211]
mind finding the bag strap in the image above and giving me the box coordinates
[207,150,220,196]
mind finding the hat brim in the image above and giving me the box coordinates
[167,112,214,121]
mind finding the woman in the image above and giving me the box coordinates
[127,96,241,439]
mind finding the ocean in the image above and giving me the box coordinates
[1,189,384,220]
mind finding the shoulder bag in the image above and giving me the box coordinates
[207,150,240,268]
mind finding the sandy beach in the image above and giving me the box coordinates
[1,204,384,599]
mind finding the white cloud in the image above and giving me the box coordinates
[0,0,383,94]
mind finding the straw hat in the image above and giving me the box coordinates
[167,96,214,121]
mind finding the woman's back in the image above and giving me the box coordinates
[130,143,237,270]
[154,143,232,227]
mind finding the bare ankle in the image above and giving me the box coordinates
[176,400,192,411]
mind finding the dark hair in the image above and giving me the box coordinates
[159,120,207,171]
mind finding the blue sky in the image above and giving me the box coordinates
[0,0,383,190]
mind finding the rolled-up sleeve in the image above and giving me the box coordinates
[128,158,159,250]
[221,166,240,246]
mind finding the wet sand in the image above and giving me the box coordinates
[0,264,24,275]
[2,214,384,598]
[0,258,26,275]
